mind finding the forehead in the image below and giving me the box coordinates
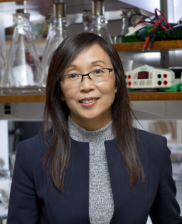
[69,43,111,65]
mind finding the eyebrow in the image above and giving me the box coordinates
[91,60,106,65]
[66,60,106,70]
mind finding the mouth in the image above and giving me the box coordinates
[79,98,98,104]
[79,98,99,105]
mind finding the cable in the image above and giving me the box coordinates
[155,8,171,29]
[143,18,164,51]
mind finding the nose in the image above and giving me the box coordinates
[80,75,95,92]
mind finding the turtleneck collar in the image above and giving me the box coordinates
[68,116,114,143]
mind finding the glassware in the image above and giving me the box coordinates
[113,8,132,43]
[41,3,68,91]
[83,10,92,32]
[1,9,42,95]
[0,44,6,71]
[45,5,54,42]
[0,168,10,180]
[0,191,9,208]
[90,0,113,43]
[0,43,6,87]
[120,8,131,37]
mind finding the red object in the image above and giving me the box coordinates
[155,8,171,29]
[163,74,167,78]
[164,81,168,85]
[143,18,164,50]
[128,81,131,86]
[128,75,131,79]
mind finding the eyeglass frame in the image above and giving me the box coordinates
[57,68,114,86]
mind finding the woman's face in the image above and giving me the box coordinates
[60,43,117,130]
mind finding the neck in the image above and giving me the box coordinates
[70,113,112,131]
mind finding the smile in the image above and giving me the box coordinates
[80,99,98,104]
[79,98,99,107]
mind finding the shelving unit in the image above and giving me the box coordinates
[0,92,181,120]
[0,95,46,103]
[113,40,182,51]
[0,92,182,103]
[0,2,181,224]
[5,39,182,51]
[1,0,29,2]
[0,1,182,121]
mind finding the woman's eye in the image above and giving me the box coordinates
[93,69,103,74]
[67,74,79,79]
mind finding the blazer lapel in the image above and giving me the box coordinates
[105,139,150,224]
[47,139,90,224]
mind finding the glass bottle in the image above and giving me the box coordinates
[90,0,113,43]
[1,9,42,95]
[83,10,92,32]
[41,3,68,91]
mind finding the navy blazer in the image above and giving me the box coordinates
[7,129,182,224]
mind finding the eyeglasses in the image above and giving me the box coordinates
[57,68,114,86]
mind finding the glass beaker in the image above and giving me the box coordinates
[41,3,68,91]
[90,0,113,43]
[1,9,42,95]
[83,10,92,32]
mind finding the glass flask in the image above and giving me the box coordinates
[0,43,6,87]
[83,10,92,32]
[41,3,68,91]
[45,5,54,42]
[113,8,131,43]
[120,8,131,37]
[1,9,42,95]
[90,0,113,43]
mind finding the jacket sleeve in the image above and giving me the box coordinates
[7,141,40,224]
[149,137,182,224]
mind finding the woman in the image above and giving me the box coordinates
[7,33,182,224]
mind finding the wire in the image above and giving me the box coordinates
[143,18,164,51]
[155,8,171,29]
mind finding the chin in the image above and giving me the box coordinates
[79,113,100,120]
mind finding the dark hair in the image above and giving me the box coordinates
[43,32,144,192]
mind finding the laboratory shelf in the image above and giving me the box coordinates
[0,95,46,103]
[113,40,182,51]
[5,39,182,52]
[1,93,181,120]
[1,0,24,2]
[0,92,182,103]
[1,0,25,2]
[5,39,182,51]
[129,92,182,101]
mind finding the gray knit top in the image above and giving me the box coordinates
[68,117,115,224]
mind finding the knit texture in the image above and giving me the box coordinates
[68,117,114,224]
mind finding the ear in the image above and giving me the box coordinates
[115,87,117,93]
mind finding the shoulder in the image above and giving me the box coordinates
[134,128,170,166]
[16,132,50,160]
[134,128,167,150]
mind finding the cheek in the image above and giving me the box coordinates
[97,78,116,97]
[60,86,78,107]
[97,83,116,107]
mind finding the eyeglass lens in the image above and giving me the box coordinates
[63,68,111,86]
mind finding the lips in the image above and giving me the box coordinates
[79,97,99,104]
